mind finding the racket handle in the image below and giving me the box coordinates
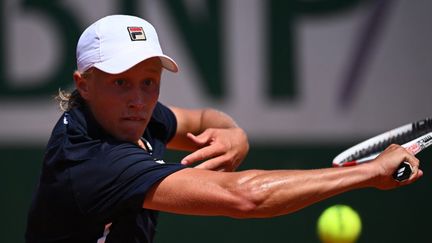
[392,162,413,182]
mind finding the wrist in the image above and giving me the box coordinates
[356,162,380,188]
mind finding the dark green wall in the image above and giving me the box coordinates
[2,145,431,243]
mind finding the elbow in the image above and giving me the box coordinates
[226,170,299,219]
[226,196,259,219]
[226,178,275,219]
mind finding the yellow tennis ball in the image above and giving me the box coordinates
[317,205,362,243]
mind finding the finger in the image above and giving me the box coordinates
[405,154,420,173]
[181,144,224,165]
[399,157,422,184]
[400,168,423,186]
[418,169,424,178]
[410,162,422,180]
[194,156,230,171]
[186,131,213,146]
[393,151,420,183]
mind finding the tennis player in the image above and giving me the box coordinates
[25,15,422,243]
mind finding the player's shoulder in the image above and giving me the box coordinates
[67,141,151,179]
[151,102,175,123]
[102,140,154,163]
[148,102,177,142]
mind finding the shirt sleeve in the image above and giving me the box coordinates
[69,142,185,218]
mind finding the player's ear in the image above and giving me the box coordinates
[73,71,90,100]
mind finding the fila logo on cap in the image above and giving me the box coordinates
[127,26,146,41]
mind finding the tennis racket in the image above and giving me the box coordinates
[333,118,432,181]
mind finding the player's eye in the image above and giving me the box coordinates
[144,79,153,86]
[114,79,126,86]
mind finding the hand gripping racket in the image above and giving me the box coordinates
[333,118,432,181]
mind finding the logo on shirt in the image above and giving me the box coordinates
[127,26,146,41]
[154,159,165,164]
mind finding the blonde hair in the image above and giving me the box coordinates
[55,69,92,111]
[55,89,83,112]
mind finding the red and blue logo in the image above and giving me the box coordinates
[127,26,146,41]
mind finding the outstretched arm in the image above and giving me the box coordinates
[144,144,422,218]
[167,106,249,171]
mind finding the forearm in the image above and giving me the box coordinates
[198,108,239,131]
[170,106,238,135]
[232,144,421,217]
[168,107,244,151]
[236,164,375,218]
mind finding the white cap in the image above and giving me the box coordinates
[76,15,178,74]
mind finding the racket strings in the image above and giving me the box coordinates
[342,118,432,163]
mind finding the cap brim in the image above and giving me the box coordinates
[94,49,178,74]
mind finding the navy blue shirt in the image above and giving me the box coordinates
[26,102,186,243]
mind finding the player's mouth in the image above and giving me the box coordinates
[122,116,146,121]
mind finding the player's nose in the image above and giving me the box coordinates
[127,89,146,109]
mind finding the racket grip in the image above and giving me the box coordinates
[392,162,413,182]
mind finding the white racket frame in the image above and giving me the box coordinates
[333,122,432,167]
